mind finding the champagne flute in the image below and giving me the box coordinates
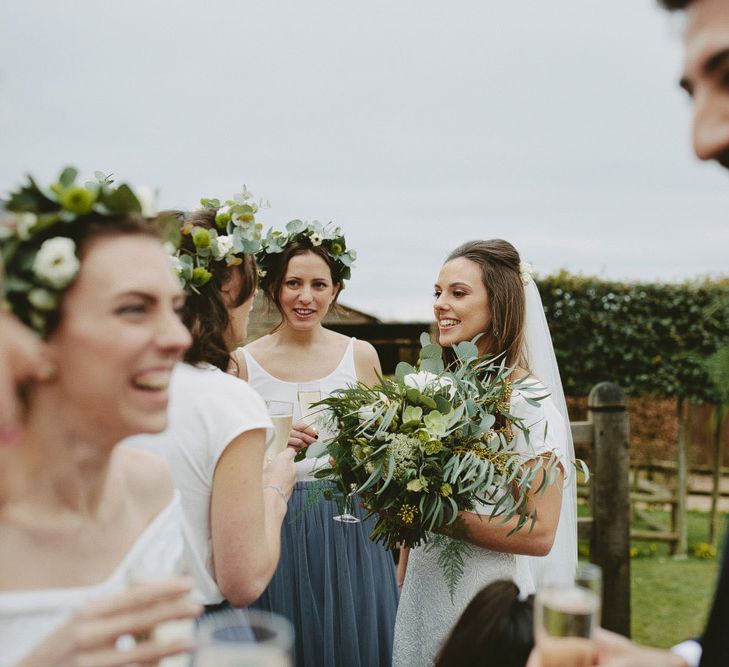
[297,383,322,426]
[265,401,294,461]
[333,483,361,524]
[195,609,294,667]
[126,559,195,667]
[533,564,601,667]
[574,563,602,627]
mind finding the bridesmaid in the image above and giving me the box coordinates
[234,222,399,667]
[0,172,200,667]
[125,200,296,611]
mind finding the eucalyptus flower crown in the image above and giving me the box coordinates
[256,219,356,282]
[170,187,265,293]
[0,167,160,334]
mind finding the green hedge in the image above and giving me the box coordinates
[538,272,729,401]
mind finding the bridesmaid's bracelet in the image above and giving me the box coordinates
[263,484,288,506]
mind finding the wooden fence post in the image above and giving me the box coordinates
[675,398,689,557]
[588,382,631,637]
[710,404,726,547]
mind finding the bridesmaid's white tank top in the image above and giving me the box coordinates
[242,337,358,481]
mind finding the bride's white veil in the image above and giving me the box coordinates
[522,277,578,587]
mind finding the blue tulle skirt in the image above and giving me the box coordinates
[250,481,399,667]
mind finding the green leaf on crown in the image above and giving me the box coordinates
[100,183,142,214]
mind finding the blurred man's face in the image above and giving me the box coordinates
[681,0,729,169]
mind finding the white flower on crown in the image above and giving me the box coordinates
[135,185,158,217]
[309,233,323,246]
[28,287,56,311]
[32,237,80,289]
[215,234,234,259]
[519,261,534,286]
[16,212,38,240]
[168,254,184,275]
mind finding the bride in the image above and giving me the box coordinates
[392,239,577,666]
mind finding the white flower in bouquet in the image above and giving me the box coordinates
[403,371,456,398]
[358,392,390,425]
[32,237,80,288]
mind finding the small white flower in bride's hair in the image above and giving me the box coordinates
[519,261,534,286]
[310,233,323,246]
[32,237,80,289]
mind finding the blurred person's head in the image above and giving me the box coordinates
[173,206,258,371]
[660,0,729,170]
[435,579,534,667]
[1,169,191,444]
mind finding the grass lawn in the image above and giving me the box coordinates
[581,508,727,648]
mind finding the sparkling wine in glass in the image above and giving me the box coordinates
[534,580,600,667]
[574,562,602,627]
[333,483,361,524]
[297,383,322,426]
[195,609,294,667]
[265,401,294,461]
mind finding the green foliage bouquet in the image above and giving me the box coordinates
[305,334,565,559]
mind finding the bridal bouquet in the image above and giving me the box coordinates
[304,334,567,596]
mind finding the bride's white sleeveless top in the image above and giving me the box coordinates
[242,337,358,482]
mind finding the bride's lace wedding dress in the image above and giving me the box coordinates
[392,388,568,666]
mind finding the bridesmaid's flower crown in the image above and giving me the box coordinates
[256,219,357,283]
[171,187,265,293]
[0,167,162,334]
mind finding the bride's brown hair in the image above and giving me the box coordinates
[444,239,526,368]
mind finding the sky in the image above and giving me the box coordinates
[2,0,728,321]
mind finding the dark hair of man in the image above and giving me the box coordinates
[434,579,534,667]
[658,0,692,9]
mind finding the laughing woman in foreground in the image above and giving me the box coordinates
[0,171,200,667]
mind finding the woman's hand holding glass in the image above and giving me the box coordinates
[287,422,318,452]
[262,448,297,504]
[17,578,201,667]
